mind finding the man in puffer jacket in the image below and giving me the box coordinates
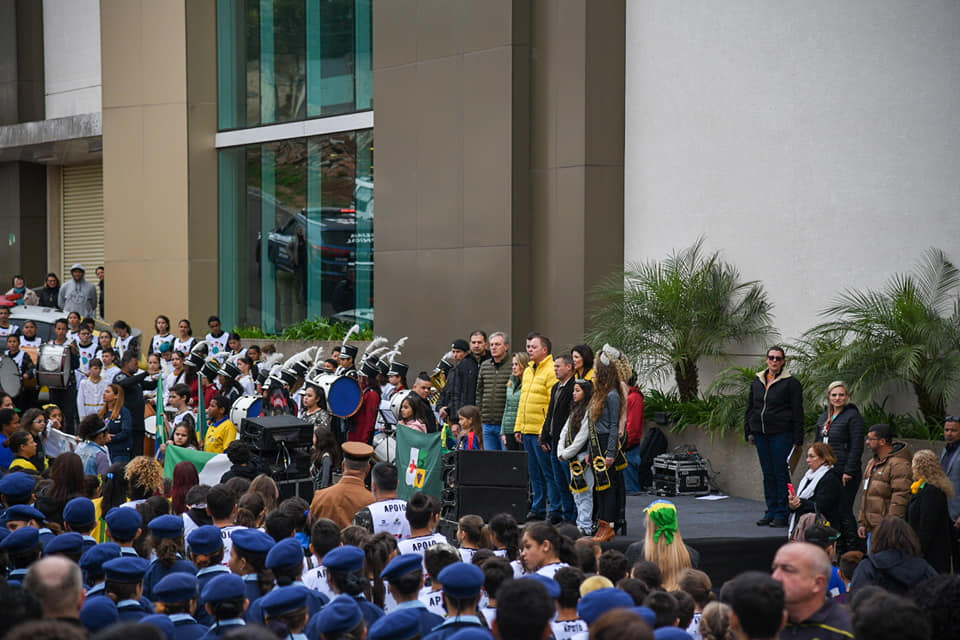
[745,346,804,528]
[858,423,912,542]
[516,332,558,521]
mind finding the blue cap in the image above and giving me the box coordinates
[0,526,40,553]
[368,608,422,640]
[0,471,37,497]
[63,497,97,527]
[43,532,84,556]
[80,543,122,573]
[381,553,423,581]
[79,596,120,633]
[635,606,657,628]
[103,556,150,583]
[438,562,485,599]
[578,587,635,624]
[266,537,304,569]
[323,544,365,572]
[187,525,223,555]
[260,585,309,617]
[4,504,45,523]
[202,573,246,603]
[655,628,693,640]
[447,629,496,640]
[105,507,143,540]
[154,572,200,602]
[148,514,184,539]
[140,613,177,640]
[231,528,274,554]
[522,573,561,599]
[311,595,364,634]
[0,527,9,543]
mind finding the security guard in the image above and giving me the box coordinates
[309,441,376,529]
[422,563,488,640]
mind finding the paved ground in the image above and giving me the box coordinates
[623,491,786,540]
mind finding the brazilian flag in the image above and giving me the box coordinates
[395,424,443,500]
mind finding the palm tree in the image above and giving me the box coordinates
[793,248,960,424]
[588,238,775,402]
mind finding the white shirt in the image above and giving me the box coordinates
[219,525,247,566]
[101,363,121,385]
[19,336,41,348]
[77,377,109,418]
[205,332,230,359]
[417,587,446,618]
[302,563,336,601]
[0,324,20,337]
[174,336,196,354]
[552,619,589,640]
[397,532,448,557]
[536,562,569,579]
[367,499,412,540]
[152,334,176,355]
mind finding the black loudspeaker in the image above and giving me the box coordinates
[442,451,529,487]
[441,485,529,522]
[240,415,314,452]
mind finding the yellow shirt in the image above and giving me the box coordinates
[205,418,237,453]
[9,458,38,472]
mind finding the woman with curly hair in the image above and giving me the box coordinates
[907,449,960,573]
[124,455,165,509]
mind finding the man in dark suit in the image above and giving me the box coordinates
[541,354,576,525]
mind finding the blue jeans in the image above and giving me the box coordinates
[524,434,562,517]
[624,446,644,492]
[549,451,577,522]
[754,431,794,520]
[483,423,504,451]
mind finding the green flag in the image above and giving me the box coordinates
[163,444,231,485]
[395,424,444,500]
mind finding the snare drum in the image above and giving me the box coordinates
[37,343,71,389]
[314,373,362,418]
[230,394,263,426]
[0,356,21,397]
[373,430,397,463]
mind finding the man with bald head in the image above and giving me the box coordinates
[22,556,86,623]
[771,542,852,640]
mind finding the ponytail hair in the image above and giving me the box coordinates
[523,522,577,567]
[486,513,520,561]
[459,515,491,549]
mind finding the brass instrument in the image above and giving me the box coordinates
[428,351,455,406]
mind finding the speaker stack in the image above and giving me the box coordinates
[240,415,316,501]
[440,451,530,522]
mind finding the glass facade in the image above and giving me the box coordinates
[219,132,374,333]
[217,0,373,332]
[217,0,372,130]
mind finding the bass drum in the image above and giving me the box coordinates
[37,343,71,389]
[373,430,397,463]
[0,356,21,397]
[230,394,263,427]
[314,373,362,418]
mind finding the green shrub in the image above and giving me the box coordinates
[232,318,373,342]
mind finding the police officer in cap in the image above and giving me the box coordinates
[423,562,488,640]
[309,441,376,529]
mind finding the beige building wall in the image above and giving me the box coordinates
[100,0,217,338]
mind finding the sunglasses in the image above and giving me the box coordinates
[766,355,784,362]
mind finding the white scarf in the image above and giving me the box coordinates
[797,464,832,499]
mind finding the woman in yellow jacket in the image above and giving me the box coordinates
[515,333,559,521]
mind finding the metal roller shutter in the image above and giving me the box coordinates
[61,163,104,281]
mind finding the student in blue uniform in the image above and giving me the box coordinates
[140,613,178,638]
[62,497,99,553]
[80,542,123,596]
[79,596,121,634]
[42,531,85,563]
[245,537,328,623]
[260,586,311,640]
[103,555,154,621]
[153,572,208,640]
[0,471,37,526]
[368,607,425,640]
[381,553,444,634]
[0,525,42,584]
[306,594,366,640]
[199,573,249,639]
[187,524,230,627]
[143,514,198,600]
[105,507,143,556]
[423,563,489,640]
[321,544,384,625]
[228,528,275,608]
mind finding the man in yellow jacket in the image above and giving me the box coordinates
[515,332,559,522]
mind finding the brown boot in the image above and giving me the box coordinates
[593,520,615,542]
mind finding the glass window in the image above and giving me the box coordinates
[218,0,372,130]
[218,130,374,331]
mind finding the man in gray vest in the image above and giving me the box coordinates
[353,462,411,540]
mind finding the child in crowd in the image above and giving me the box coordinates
[558,378,595,536]
[457,514,490,563]
[77,358,107,419]
[398,394,429,433]
[456,405,483,450]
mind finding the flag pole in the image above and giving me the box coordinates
[155,371,165,457]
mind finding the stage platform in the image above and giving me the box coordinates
[604,492,787,587]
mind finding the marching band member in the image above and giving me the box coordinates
[0,306,20,336]
[5,333,36,411]
[77,358,108,419]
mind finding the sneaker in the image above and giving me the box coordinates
[769,519,788,528]
[756,517,773,526]
[525,511,546,522]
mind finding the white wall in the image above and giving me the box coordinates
[43,0,101,118]
[625,1,960,354]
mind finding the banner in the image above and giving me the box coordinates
[163,444,231,486]
[395,424,443,501]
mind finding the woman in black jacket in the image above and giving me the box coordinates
[788,442,843,539]
[814,381,865,551]
[907,449,959,573]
